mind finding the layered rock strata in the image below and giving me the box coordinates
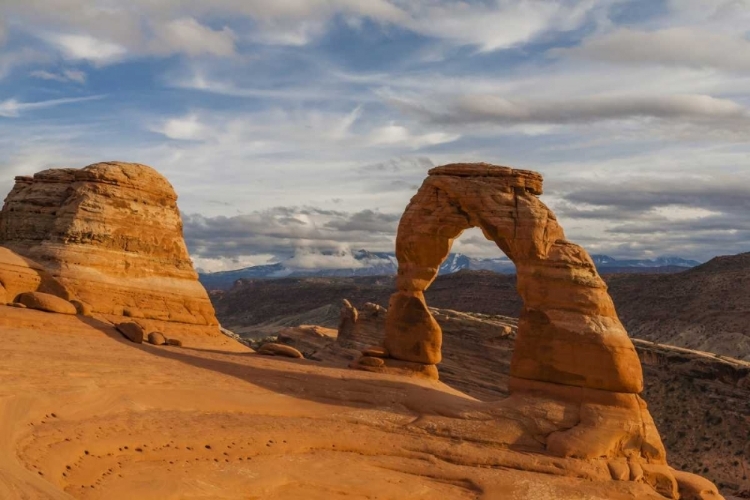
[378,162,640,392]
[349,163,718,498]
[0,161,217,327]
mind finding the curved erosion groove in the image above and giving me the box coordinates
[12,407,657,499]
[15,407,578,499]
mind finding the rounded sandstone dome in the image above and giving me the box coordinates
[74,161,177,199]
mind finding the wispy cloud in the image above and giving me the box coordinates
[399,0,604,52]
[0,48,49,80]
[391,89,749,122]
[30,68,86,83]
[0,0,749,269]
[43,33,127,64]
[557,28,750,72]
[368,123,459,149]
[151,18,236,57]
[0,95,105,118]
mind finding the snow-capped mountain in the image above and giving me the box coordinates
[199,251,700,290]
[590,255,700,268]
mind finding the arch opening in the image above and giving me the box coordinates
[381,163,643,394]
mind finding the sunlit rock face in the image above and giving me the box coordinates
[384,162,641,393]
[349,163,727,499]
[0,161,217,326]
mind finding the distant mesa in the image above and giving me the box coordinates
[0,161,218,335]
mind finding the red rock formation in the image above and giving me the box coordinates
[0,161,217,327]
[350,163,721,499]
[381,162,640,393]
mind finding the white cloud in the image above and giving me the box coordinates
[191,254,276,273]
[666,0,750,32]
[45,33,127,64]
[0,95,104,118]
[285,248,367,270]
[153,18,236,57]
[30,69,86,83]
[399,0,600,52]
[152,114,207,141]
[558,28,750,72]
[368,123,460,149]
[0,21,6,47]
[182,207,400,269]
[167,70,361,102]
[1,0,604,54]
[249,19,328,46]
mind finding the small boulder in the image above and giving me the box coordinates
[257,343,303,359]
[362,346,389,358]
[70,299,93,316]
[123,307,143,318]
[15,292,76,315]
[673,470,724,499]
[166,338,183,347]
[116,322,144,344]
[629,462,644,482]
[147,332,167,345]
[11,302,27,308]
[607,460,630,481]
[358,356,385,368]
[642,464,679,500]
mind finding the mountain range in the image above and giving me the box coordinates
[198,250,700,290]
[199,250,700,290]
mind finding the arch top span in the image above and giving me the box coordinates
[429,162,544,195]
[383,162,644,394]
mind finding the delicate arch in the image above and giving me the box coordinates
[384,163,643,394]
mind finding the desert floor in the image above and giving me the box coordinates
[0,306,670,499]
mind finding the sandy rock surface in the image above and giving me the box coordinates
[0,306,701,500]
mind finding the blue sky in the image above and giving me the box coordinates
[1,0,749,271]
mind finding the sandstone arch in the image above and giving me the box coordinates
[383,163,643,394]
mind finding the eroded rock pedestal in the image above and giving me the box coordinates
[351,163,722,499]
[0,162,217,329]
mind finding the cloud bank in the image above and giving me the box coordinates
[0,0,748,271]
